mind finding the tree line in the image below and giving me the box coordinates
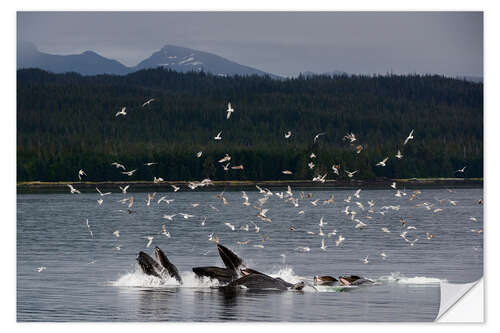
[17,68,483,182]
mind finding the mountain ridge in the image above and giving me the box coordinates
[17,42,276,77]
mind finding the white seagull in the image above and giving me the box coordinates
[285,131,292,139]
[67,184,81,194]
[119,185,130,194]
[111,162,126,170]
[115,107,127,117]
[345,170,359,178]
[335,235,345,246]
[144,236,153,248]
[163,214,176,221]
[96,187,111,196]
[403,129,414,145]
[226,102,234,119]
[78,169,86,180]
[121,169,137,176]
[214,131,222,140]
[376,157,389,167]
[141,98,155,107]
[313,132,326,143]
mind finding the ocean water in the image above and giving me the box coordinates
[17,187,483,322]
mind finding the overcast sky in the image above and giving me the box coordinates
[17,11,483,77]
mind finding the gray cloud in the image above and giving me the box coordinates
[17,11,483,77]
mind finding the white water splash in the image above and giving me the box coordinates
[377,272,444,284]
[111,268,221,288]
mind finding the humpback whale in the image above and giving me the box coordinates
[137,243,373,291]
[193,244,304,291]
[313,275,338,286]
[192,266,237,284]
[223,273,305,291]
[192,244,243,283]
[154,246,183,284]
[136,251,163,279]
[339,275,374,286]
[136,248,183,284]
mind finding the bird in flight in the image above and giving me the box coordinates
[144,236,154,248]
[226,102,234,119]
[67,184,81,194]
[376,157,389,167]
[161,225,171,238]
[163,214,176,221]
[320,239,327,251]
[78,169,87,180]
[121,169,137,176]
[335,235,345,246]
[344,132,357,143]
[403,129,414,145]
[214,131,222,140]
[331,164,340,175]
[37,266,46,273]
[313,132,326,143]
[144,162,157,166]
[285,131,292,139]
[119,185,130,194]
[171,184,180,192]
[225,222,235,231]
[85,219,94,239]
[345,170,358,178]
[395,150,403,159]
[196,151,203,158]
[218,154,231,163]
[112,162,126,170]
[96,187,111,196]
[456,166,467,173]
[141,98,155,107]
[115,107,127,117]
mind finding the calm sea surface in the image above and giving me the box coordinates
[17,187,483,322]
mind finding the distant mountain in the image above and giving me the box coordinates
[17,42,275,77]
[17,41,130,75]
[133,45,274,77]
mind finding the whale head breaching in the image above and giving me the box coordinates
[313,275,338,286]
[136,251,163,279]
[339,275,374,286]
[192,244,244,283]
[136,247,183,285]
[154,246,183,284]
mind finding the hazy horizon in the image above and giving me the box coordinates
[17,11,483,78]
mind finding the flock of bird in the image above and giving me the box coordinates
[37,98,482,276]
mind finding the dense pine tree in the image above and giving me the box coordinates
[17,68,483,182]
